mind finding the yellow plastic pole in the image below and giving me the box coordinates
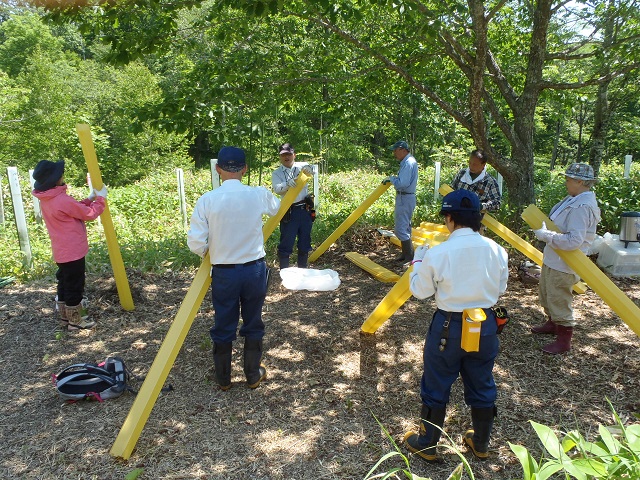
[263,171,310,238]
[309,182,392,263]
[109,253,211,459]
[110,174,307,460]
[361,265,415,334]
[76,124,134,311]
[438,185,587,294]
[522,205,640,338]
[361,223,445,333]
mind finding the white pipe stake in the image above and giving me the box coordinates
[7,167,32,268]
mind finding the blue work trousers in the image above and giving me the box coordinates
[210,260,267,344]
[394,193,416,241]
[278,205,313,257]
[420,309,499,409]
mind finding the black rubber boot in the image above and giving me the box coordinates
[297,251,309,268]
[464,406,496,459]
[403,404,447,462]
[397,239,414,262]
[243,338,267,388]
[279,255,290,269]
[213,342,233,391]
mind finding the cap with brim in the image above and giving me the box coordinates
[562,163,598,182]
[440,189,481,213]
[279,143,295,155]
[218,146,246,172]
[388,140,409,151]
[33,160,65,191]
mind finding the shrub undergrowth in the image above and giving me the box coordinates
[1,161,638,281]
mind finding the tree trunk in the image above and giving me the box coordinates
[589,80,610,177]
[551,119,561,169]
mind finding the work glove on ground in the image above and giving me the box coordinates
[287,178,298,188]
[533,221,554,242]
[413,244,430,262]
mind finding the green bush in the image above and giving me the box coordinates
[1,161,638,281]
[510,400,640,480]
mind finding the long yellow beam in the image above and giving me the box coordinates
[361,264,415,334]
[438,185,587,294]
[361,223,447,333]
[76,124,134,311]
[110,173,310,460]
[345,252,400,283]
[309,182,391,263]
[522,205,640,338]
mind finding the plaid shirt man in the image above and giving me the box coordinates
[451,168,501,212]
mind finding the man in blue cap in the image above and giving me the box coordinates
[403,189,508,463]
[188,146,281,390]
[383,140,418,262]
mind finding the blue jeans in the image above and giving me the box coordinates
[278,205,313,256]
[210,260,267,344]
[420,309,499,409]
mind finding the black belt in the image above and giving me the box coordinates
[397,191,415,195]
[213,257,265,268]
[437,309,462,320]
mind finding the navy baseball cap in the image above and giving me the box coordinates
[388,140,409,151]
[217,147,246,172]
[440,189,481,213]
[33,160,65,191]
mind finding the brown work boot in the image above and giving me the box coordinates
[531,318,556,334]
[66,303,96,330]
[55,297,68,324]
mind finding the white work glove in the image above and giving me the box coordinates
[88,189,97,201]
[413,244,430,262]
[533,221,553,242]
[301,165,313,176]
[286,178,297,188]
[95,185,108,198]
[382,177,391,185]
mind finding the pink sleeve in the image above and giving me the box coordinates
[65,196,106,221]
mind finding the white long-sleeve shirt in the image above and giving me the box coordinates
[187,179,280,265]
[543,191,600,274]
[410,228,508,312]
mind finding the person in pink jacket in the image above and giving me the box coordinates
[32,160,107,330]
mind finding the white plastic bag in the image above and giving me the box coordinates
[279,267,341,291]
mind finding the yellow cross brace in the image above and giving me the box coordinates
[438,185,587,294]
[110,172,310,459]
[309,182,391,263]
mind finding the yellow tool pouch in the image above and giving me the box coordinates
[460,308,487,352]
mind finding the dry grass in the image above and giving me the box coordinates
[1,228,638,480]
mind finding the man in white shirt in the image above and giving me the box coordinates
[271,142,314,268]
[188,146,280,390]
[403,189,508,463]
